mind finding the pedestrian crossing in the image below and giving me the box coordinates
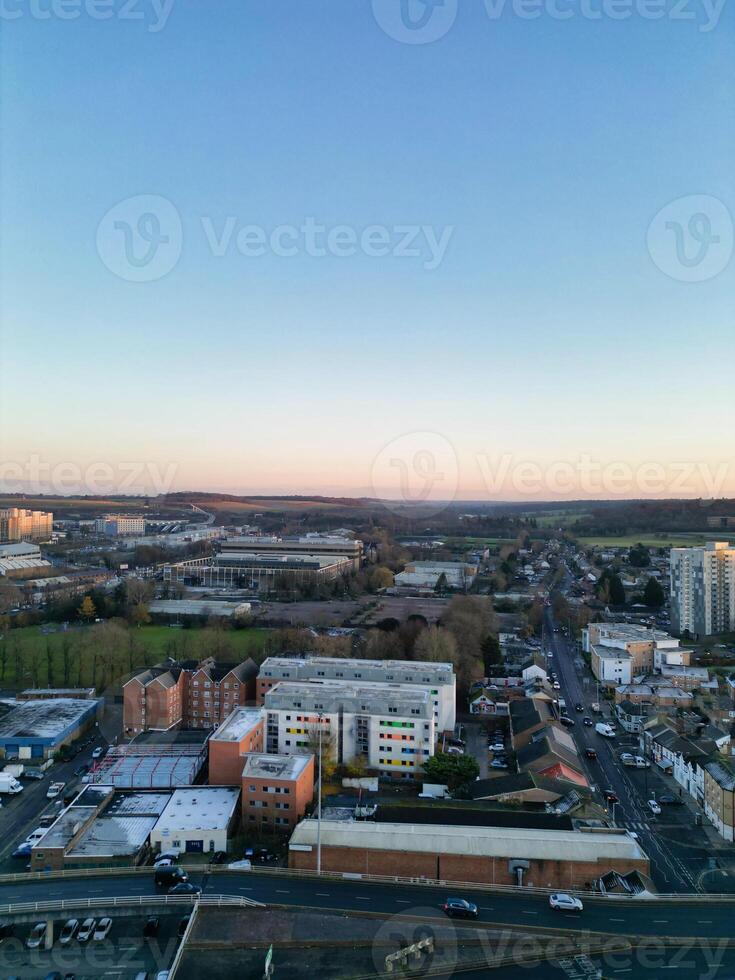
[619,820,649,831]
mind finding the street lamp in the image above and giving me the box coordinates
[316,712,323,875]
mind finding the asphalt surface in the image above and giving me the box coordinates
[1,870,735,940]
[543,606,701,893]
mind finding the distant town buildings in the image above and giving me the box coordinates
[95,514,146,536]
[670,541,735,637]
[394,560,477,592]
[0,507,53,542]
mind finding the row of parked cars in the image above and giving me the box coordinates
[25,916,112,949]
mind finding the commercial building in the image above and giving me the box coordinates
[241,753,314,829]
[583,622,682,677]
[87,732,209,788]
[95,515,146,536]
[18,687,97,701]
[670,541,735,637]
[264,680,436,777]
[208,707,266,785]
[288,820,650,888]
[163,551,355,591]
[394,560,478,592]
[148,599,252,621]
[218,535,363,570]
[149,786,240,856]
[30,785,168,871]
[123,657,258,735]
[0,698,101,760]
[590,646,633,686]
[0,507,53,542]
[257,655,456,732]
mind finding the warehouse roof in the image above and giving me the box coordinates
[0,698,99,741]
[289,820,648,863]
[153,787,240,833]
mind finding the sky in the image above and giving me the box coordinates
[1,0,733,503]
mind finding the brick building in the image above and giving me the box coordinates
[241,753,314,830]
[288,821,650,889]
[208,708,265,785]
[123,657,258,736]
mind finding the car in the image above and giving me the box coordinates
[47,781,66,799]
[583,717,593,727]
[26,922,47,948]
[73,765,89,778]
[12,844,32,859]
[489,742,505,752]
[143,917,160,937]
[77,918,96,943]
[620,753,635,766]
[442,898,478,919]
[168,882,202,895]
[559,716,575,727]
[657,795,684,805]
[59,919,79,945]
[177,915,191,938]
[575,703,584,712]
[647,800,662,815]
[91,747,104,759]
[490,759,509,769]
[549,893,584,912]
[156,851,179,862]
[603,790,619,804]
[154,857,175,868]
[553,681,561,690]
[93,918,112,941]
[43,974,63,980]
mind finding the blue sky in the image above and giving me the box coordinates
[1,0,733,500]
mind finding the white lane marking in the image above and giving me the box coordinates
[396,900,410,904]
[521,911,538,915]
[698,920,712,924]
[609,918,626,922]
[653,919,669,924]
[316,893,330,897]
[356,896,370,900]
[275,889,290,894]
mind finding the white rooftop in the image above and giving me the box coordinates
[209,707,264,742]
[289,820,649,863]
[241,752,313,781]
[154,787,240,833]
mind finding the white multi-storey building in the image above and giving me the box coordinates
[257,656,456,732]
[95,515,146,537]
[263,680,436,778]
[670,541,735,638]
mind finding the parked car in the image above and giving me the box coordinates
[560,716,575,728]
[620,753,636,766]
[154,857,174,868]
[91,747,105,760]
[12,844,32,859]
[26,923,47,948]
[77,918,96,943]
[647,800,662,815]
[442,898,478,919]
[46,782,66,799]
[657,795,684,805]
[93,918,112,942]
[155,866,188,889]
[549,893,583,912]
[143,917,160,937]
[489,742,505,752]
[490,759,509,769]
[168,882,202,896]
[59,919,79,945]
[553,682,561,690]
[73,765,89,778]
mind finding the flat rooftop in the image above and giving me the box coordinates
[209,707,263,742]
[241,753,312,781]
[154,787,240,833]
[0,698,99,740]
[149,599,251,617]
[265,679,433,716]
[260,655,454,678]
[592,645,632,661]
[289,820,649,863]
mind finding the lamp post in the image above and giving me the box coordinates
[316,712,323,875]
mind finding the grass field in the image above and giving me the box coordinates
[0,623,274,690]
[576,533,714,548]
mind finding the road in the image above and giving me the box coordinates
[1,870,734,940]
[542,607,698,893]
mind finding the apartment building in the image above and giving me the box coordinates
[590,646,633,686]
[257,655,456,732]
[0,508,53,542]
[583,622,681,677]
[241,753,314,829]
[208,707,265,785]
[670,541,735,637]
[95,515,146,536]
[263,680,436,778]
[123,657,258,735]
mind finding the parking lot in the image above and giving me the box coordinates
[0,912,184,978]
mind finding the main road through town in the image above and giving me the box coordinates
[542,604,697,893]
[0,870,733,939]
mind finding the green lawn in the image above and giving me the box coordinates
[575,533,714,549]
[0,623,274,690]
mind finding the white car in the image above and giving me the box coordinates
[489,743,505,752]
[59,918,80,945]
[647,800,662,815]
[92,746,105,759]
[26,922,47,948]
[46,781,66,799]
[93,917,112,941]
[553,681,561,690]
[549,893,584,912]
[77,918,96,943]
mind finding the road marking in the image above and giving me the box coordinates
[480,907,494,911]
[521,911,538,916]
[237,886,252,891]
[653,919,669,924]
[275,889,290,894]
[609,918,625,922]
[698,920,712,924]
[356,896,370,900]
[396,900,410,904]
[316,893,330,897]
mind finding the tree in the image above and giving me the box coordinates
[368,566,394,591]
[423,752,479,791]
[414,626,458,663]
[434,572,449,594]
[595,570,625,606]
[78,595,96,621]
[643,576,665,608]
[628,544,651,568]
[481,634,502,670]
